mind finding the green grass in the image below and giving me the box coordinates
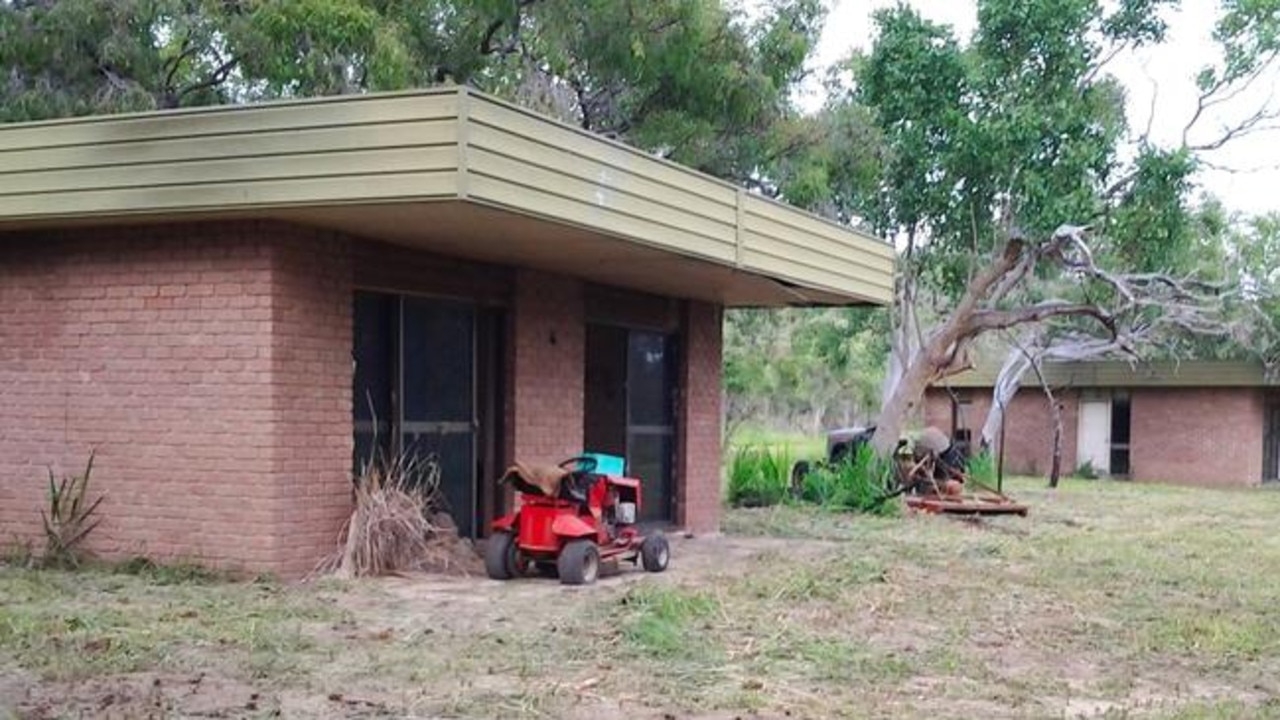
[0,565,340,682]
[617,584,720,660]
[6,476,1280,719]
[728,426,825,461]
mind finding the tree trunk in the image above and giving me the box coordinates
[979,346,1034,448]
[810,400,827,435]
[870,349,938,455]
[1023,348,1064,488]
[1048,401,1063,488]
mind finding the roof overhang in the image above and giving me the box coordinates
[0,87,894,307]
[942,361,1279,389]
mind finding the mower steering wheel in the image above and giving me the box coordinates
[559,455,599,473]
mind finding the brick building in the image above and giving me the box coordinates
[0,88,893,576]
[926,361,1280,486]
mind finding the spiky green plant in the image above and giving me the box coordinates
[726,444,793,508]
[41,452,105,569]
[968,450,996,487]
[801,445,898,516]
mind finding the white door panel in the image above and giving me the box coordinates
[1077,400,1111,475]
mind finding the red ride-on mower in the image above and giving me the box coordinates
[486,454,670,585]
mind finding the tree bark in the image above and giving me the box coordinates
[871,350,937,455]
[1026,357,1064,488]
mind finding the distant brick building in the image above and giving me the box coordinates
[0,88,893,576]
[926,361,1280,486]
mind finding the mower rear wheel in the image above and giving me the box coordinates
[640,533,670,572]
[485,531,520,580]
[557,539,600,585]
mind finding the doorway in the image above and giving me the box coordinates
[1109,393,1131,476]
[352,291,504,538]
[1265,398,1280,483]
[1077,398,1112,475]
[584,324,678,522]
[1076,393,1132,478]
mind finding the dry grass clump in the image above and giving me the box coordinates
[316,452,478,578]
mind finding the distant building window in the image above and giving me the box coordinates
[1110,393,1131,476]
[951,398,974,456]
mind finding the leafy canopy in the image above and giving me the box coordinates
[0,0,830,186]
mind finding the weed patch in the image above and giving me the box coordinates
[617,584,720,660]
[726,444,793,507]
[0,566,337,682]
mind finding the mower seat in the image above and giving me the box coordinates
[559,471,602,505]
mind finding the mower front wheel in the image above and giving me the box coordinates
[557,539,600,585]
[485,531,520,580]
[640,533,670,572]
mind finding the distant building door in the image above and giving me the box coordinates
[1077,399,1112,475]
[1265,400,1280,483]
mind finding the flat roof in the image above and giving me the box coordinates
[0,87,894,307]
[941,360,1278,389]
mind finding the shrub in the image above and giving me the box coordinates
[41,452,105,569]
[801,444,898,517]
[968,450,996,487]
[727,444,792,507]
[1074,460,1100,480]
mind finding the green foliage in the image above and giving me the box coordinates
[967,451,997,487]
[0,0,829,190]
[618,584,719,660]
[1074,460,1101,480]
[726,445,793,508]
[1106,147,1200,272]
[800,445,898,516]
[40,453,105,570]
[724,306,888,433]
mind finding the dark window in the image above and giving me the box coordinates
[1110,395,1131,477]
[353,292,397,469]
[628,331,675,427]
[401,299,474,424]
[1265,400,1280,482]
[627,331,677,522]
[352,293,482,537]
[584,325,679,523]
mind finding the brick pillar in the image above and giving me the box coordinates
[508,269,584,465]
[267,230,354,577]
[676,300,722,534]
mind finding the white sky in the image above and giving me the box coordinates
[791,0,1280,216]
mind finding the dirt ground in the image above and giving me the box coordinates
[5,478,1280,719]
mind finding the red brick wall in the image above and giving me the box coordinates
[508,269,585,465]
[0,222,354,575]
[927,386,1266,485]
[1130,388,1262,486]
[677,301,722,534]
[925,388,1080,477]
[1,224,729,573]
[267,233,354,576]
